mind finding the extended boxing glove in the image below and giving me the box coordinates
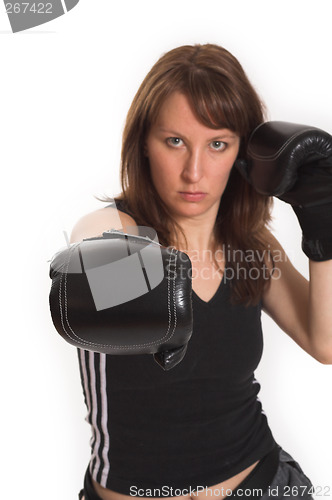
[49,228,193,370]
[235,121,332,261]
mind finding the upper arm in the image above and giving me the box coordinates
[69,206,138,243]
[261,230,315,359]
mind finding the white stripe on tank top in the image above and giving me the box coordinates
[79,349,110,487]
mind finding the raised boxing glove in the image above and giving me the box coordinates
[235,121,332,261]
[49,228,193,370]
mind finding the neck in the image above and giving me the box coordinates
[174,214,218,254]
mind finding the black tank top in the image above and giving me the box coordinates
[77,201,277,495]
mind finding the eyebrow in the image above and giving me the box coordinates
[156,127,237,140]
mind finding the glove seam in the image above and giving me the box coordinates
[59,245,179,350]
[248,128,328,162]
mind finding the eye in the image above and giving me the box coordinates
[210,140,227,151]
[166,137,184,147]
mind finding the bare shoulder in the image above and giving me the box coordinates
[260,227,314,357]
[69,205,137,243]
[261,226,284,252]
[260,226,288,271]
[259,227,305,292]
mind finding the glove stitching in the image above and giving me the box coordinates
[59,246,179,350]
[58,244,80,345]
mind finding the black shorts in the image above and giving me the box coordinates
[78,445,314,500]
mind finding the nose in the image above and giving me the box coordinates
[181,148,204,184]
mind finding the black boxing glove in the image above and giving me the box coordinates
[235,121,332,261]
[49,228,193,370]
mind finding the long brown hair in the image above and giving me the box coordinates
[99,44,274,306]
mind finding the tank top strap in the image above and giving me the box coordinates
[105,199,136,219]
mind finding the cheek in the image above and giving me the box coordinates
[218,149,238,177]
[149,150,175,185]
[211,162,235,194]
[148,163,166,197]
[214,160,234,181]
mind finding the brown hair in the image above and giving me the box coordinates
[98,44,274,306]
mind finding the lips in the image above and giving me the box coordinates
[179,191,207,201]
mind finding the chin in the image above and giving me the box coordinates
[171,204,210,218]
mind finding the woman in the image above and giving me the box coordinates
[70,44,329,500]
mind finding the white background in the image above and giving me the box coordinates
[0,1,331,499]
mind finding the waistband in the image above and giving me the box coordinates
[81,468,103,500]
[230,443,280,498]
[81,444,281,500]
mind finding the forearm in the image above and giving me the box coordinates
[308,258,332,363]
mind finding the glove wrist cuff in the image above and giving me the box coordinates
[301,237,332,261]
[292,202,332,261]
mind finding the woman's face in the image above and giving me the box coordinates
[145,91,240,222]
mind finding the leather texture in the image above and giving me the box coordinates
[49,230,193,369]
[236,121,332,200]
[235,120,332,261]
